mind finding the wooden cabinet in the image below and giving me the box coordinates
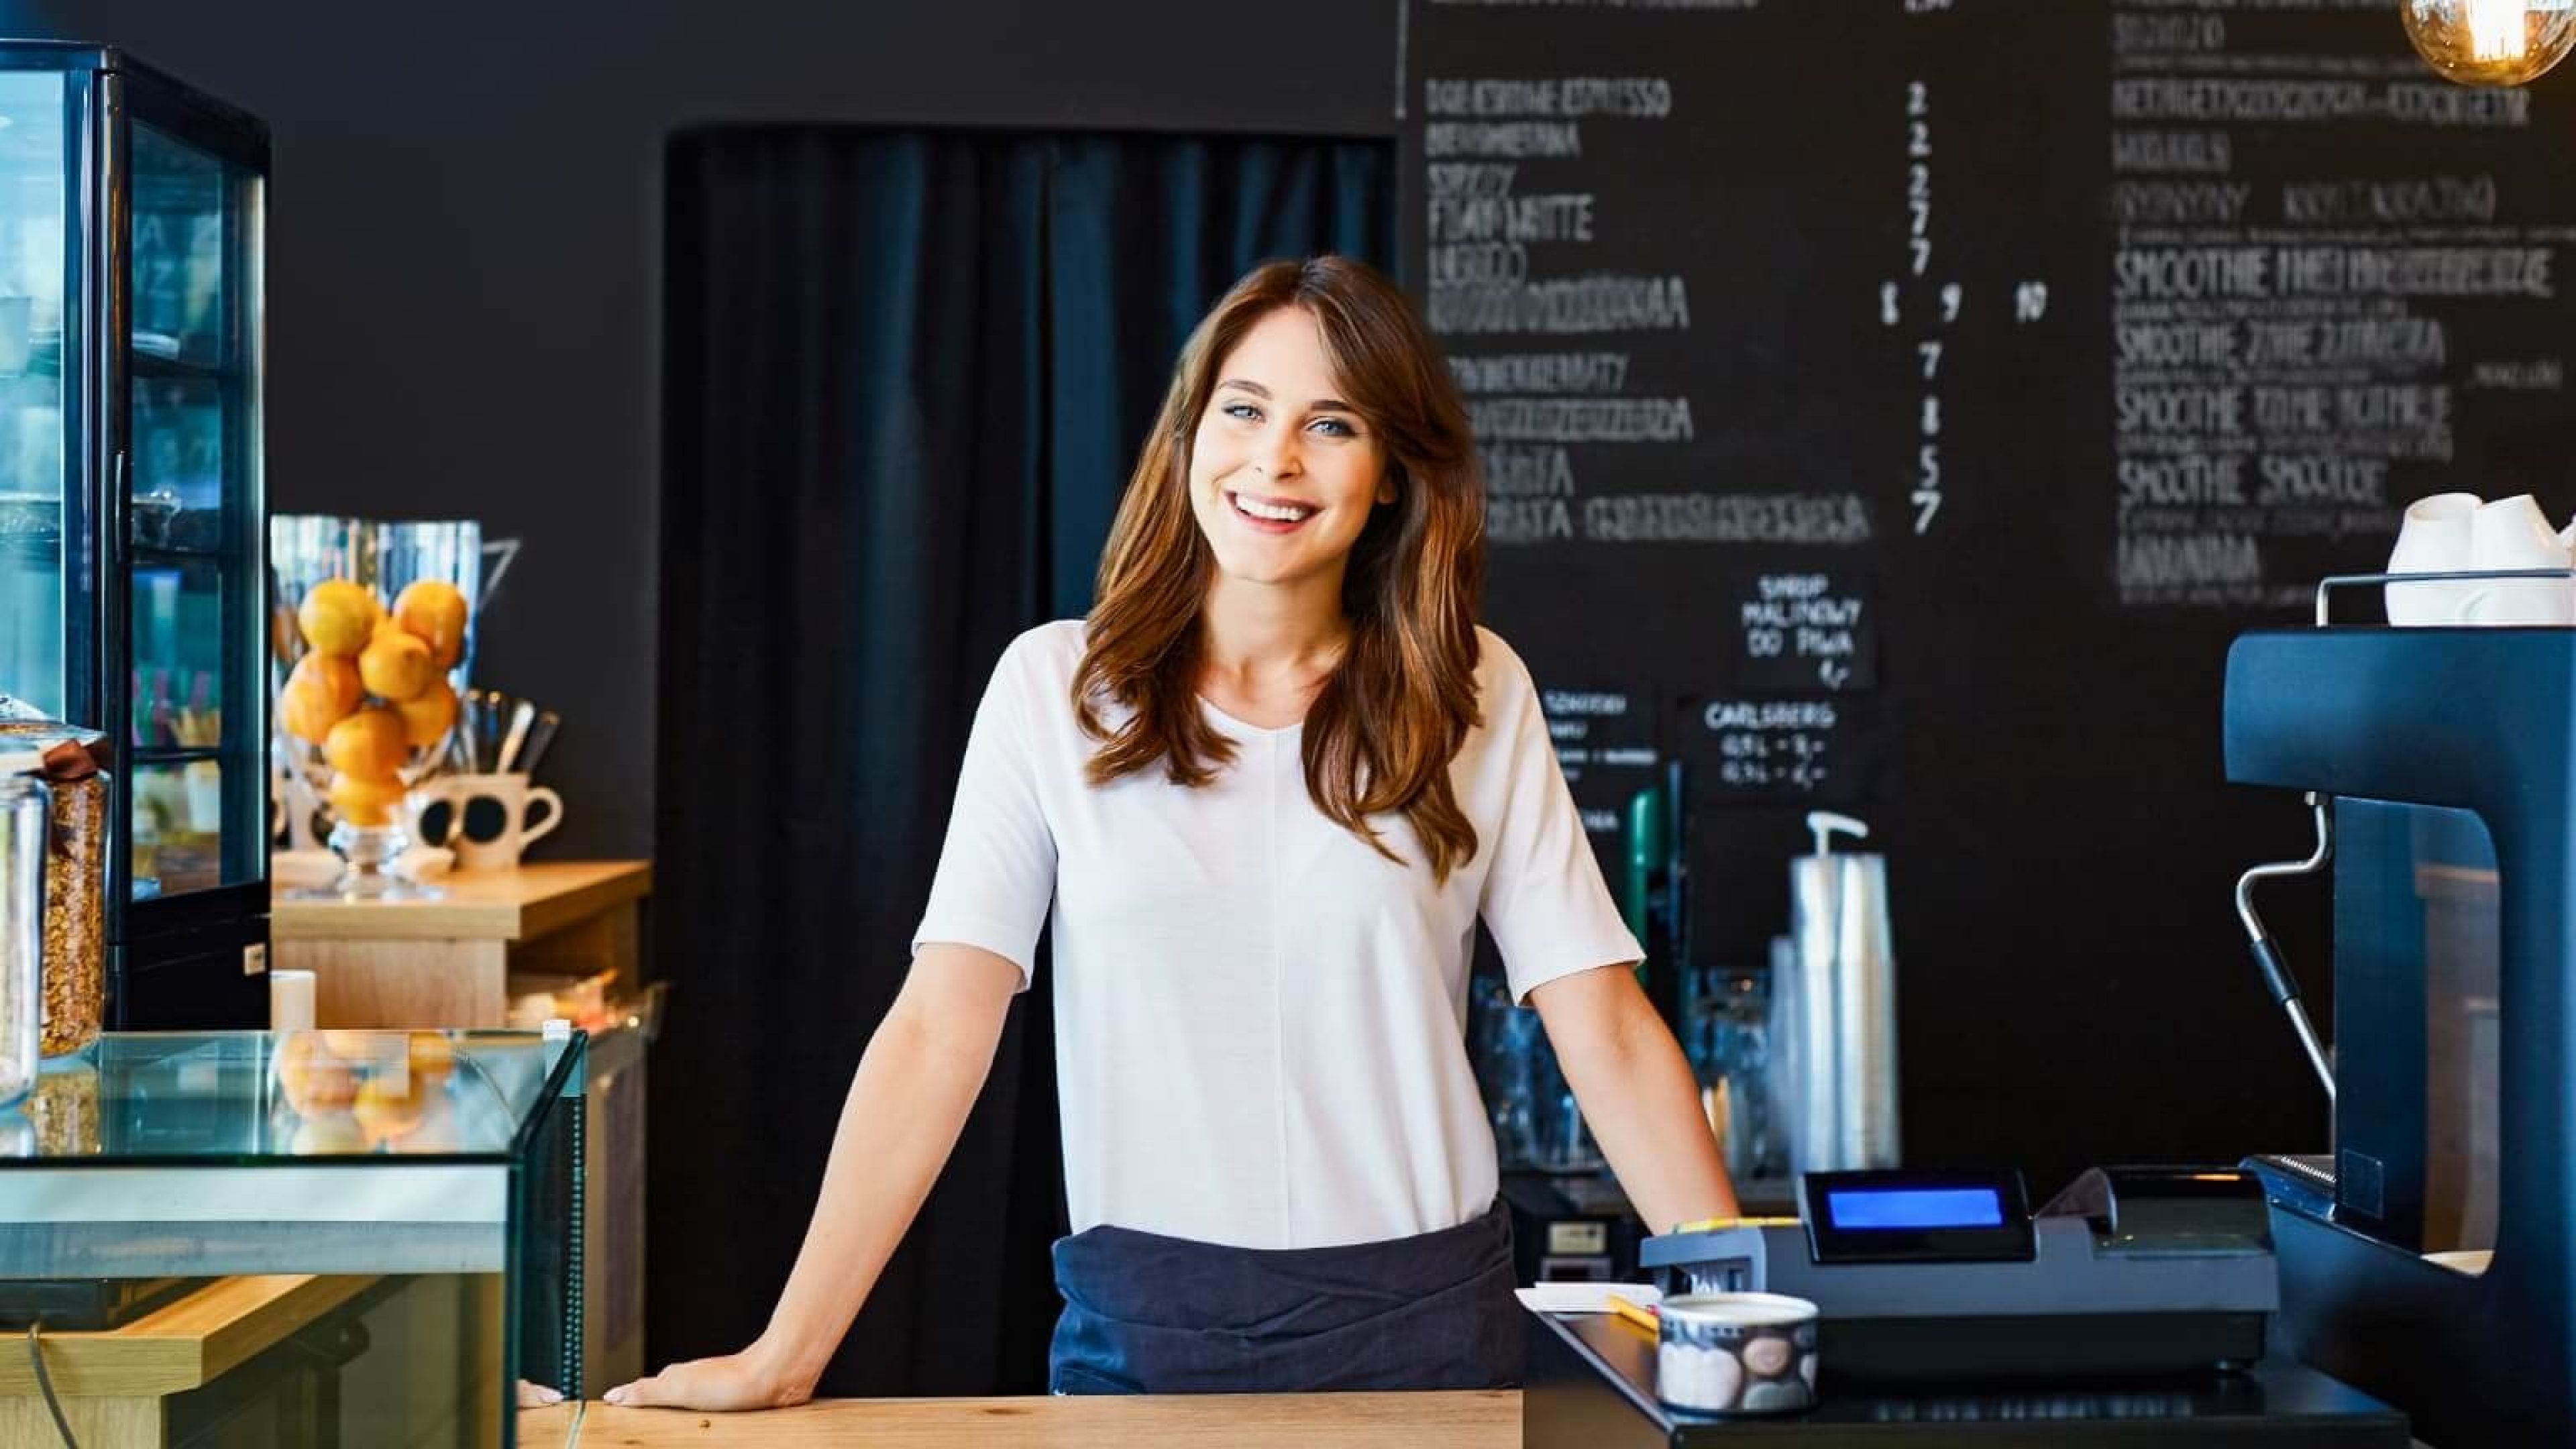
[272,860,657,1392]
[272,861,651,1027]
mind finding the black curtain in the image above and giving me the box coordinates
[653,127,1390,1395]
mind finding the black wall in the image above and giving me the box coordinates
[12,0,1404,857]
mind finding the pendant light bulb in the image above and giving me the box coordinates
[2400,0,2576,87]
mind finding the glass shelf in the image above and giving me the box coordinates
[0,1029,582,1279]
[130,744,222,764]
[131,541,223,566]
[132,349,226,382]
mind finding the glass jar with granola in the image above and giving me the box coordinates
[0,701,109,1058]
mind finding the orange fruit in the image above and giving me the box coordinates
[358,629,437,702]
[290,1112,366,1155]
[407,1031,457,1079]
[394,581,470,669]
[277,1033,356,1113]
[323,706,408,781]
[280,663,358,745]
[394,678,458,749]
[353,1075,425,1146]
[289,651,362,717]
[298,580,381,658]
[321,1030,392,1062]
[327,770,409,827]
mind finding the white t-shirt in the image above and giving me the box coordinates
[911,620,1641,1250]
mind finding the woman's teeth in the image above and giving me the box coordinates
[1231,492,1316,524]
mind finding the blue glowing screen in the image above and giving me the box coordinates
[1825,1187,2006,1230]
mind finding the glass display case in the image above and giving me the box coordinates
[0,1029,584,1446]
[0,44,269,1027]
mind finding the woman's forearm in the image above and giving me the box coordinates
[1538,967,1741,1234]
[750,948,1019,1391]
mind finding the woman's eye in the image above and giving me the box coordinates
[1309,417,1356,438]
[1222,401,1263,423]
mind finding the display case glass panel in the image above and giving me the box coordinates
[0,1030,585,1446]
[124,114,262,903]
[0,69,67,719]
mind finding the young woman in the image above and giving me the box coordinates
[607,254,1737,1408]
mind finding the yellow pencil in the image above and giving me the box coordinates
[1667,1216,1803,1235]
[1606,1293,1661,1337]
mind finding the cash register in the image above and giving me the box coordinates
[1524,1163,2410,1446]
[1643,1166,2276,1382]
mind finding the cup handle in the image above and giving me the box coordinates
[519,786,564,847]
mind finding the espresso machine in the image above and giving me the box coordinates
[2224,578,2576,1448]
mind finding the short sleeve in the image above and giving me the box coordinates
[1477,650,1646,1004]
[911,637,1058,990]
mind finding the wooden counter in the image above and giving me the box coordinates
[273,859,651,945]
[527,1390,1519,1447]
[271,860,650,1028]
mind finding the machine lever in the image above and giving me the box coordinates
[2234,794,2337,1104]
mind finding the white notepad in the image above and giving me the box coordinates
[1514,1281,1662,1315]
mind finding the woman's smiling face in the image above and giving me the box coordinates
[1187,306,1395,591]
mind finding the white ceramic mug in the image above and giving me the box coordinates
[1657,1292,1821,1415]
[408,773,562,872]
[2463,493,2575,627]
[2384,492,2481,626]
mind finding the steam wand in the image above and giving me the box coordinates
[2235,793,2336,1103]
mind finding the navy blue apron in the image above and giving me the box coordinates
[1047,1199,1522,1395]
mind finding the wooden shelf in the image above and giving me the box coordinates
[0,1275,374,1399]
[272,860,651,943]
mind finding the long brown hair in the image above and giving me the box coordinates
[1072,256,1486,882]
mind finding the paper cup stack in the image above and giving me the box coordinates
[2386,493,2576,626]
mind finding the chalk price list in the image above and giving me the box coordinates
[1880,2,2052,542]
[2106,0,2574,607]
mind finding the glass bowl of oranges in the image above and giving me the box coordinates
[274,578,470,898]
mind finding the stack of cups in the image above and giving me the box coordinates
[2386,493,2576,626]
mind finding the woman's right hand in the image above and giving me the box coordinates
[602,949,1020,1415]
[603,1344,812,1412]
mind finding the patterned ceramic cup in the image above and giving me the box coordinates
[1656,1291,1820,1415]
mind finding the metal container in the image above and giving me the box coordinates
[1784,812,1900,1173]
[0,775,50,1108]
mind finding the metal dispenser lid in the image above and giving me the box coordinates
[0,698,105,773]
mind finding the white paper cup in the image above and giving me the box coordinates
[2384,492,2480,626]
[2463,494,2575,626]
[1656,1291,1819,1415]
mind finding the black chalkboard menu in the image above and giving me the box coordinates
[1401,0,2576,1189]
